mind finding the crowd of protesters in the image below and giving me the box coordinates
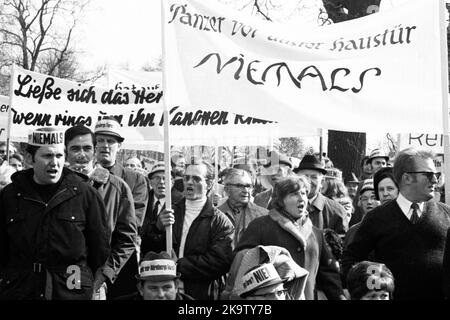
[1,118,450,301]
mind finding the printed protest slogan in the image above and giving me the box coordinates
[9,67,316,149]
[0,95,9,140]
[106,68,318,146]
[163,0,444,134]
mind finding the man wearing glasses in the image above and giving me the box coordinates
[154,159,234,300]
[343,147,450,300]
[218,168,268,248]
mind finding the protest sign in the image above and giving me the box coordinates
[0,95,9,141]
[163,0,445,134]
[9,66,317,149]
[107,68,319,146]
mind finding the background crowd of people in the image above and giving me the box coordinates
[1,118,450,301]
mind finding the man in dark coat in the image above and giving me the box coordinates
[94,117,148,298]
[64,125,138,299]
[140,162,183,256]
[0,127,110,300]
[342,147,450,300]
[294,154,347,235]
[153,159,234,300]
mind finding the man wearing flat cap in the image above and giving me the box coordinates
[140,162,183,256]
[254,150,293,209]
[0,127,110,299]
[294,154,347,235]
[117,251,193,300]
[94,116,149,298]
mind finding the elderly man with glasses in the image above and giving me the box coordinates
[217,168,268,248]
[343,147,450,300]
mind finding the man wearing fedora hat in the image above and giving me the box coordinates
[0,127,110,299]
[94,116,149,298]
[254,150,293,209]
[117,251,193,300]
[294,154,347,235]
[64,125,138,299]
[140,162,183,256]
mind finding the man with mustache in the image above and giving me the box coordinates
[0,127,110,299]
[64,125,137,300]
[343,148,450,300]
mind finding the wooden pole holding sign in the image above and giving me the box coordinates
[161,0,173,256]
[438,0,450,205]
[5,64,15,164]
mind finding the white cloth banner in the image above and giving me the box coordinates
[106,68,319,146]
[0,95,9,140]
[9,66,316,149]
[163,0,445,134]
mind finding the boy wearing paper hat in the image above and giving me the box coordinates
[0,126,110,299]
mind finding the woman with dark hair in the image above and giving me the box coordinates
[235,175,345,300]
[373,167,399,205]
[346,261,395,300]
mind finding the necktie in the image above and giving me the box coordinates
[410,202,419,224]
[152,200,160,218]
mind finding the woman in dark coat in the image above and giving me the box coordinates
[235,175,345,300]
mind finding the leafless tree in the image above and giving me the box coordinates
[0,0,105,92]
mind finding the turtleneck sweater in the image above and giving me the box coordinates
[179,197,207,258]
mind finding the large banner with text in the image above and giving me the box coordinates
[9,66,319,149]
[163,0,445,134]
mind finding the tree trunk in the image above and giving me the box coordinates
[328,130,366,182]
[323,1,382,182]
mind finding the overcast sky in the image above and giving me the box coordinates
[77,0,162,71]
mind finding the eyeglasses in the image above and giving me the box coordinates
[227,183,253,189]
[406,171,441,181]
[183,174,204,183]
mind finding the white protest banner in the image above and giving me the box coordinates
[0,95,9,140]
[107,68,319,146]
[399,133,445,153]
[9,66,313,149]
[163,0,444,134]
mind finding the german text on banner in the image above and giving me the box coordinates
[9,66,313,148]
[163,0,444,134]
[0,95,9,141]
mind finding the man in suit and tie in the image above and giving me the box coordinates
[343,147,450,300]
[140,162,183,256]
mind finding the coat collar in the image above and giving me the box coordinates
[177,197,215,218]
[11,167,83,208]
[310,192,326,211]
[269,209,313,250]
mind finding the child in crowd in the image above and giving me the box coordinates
[346,261,394,300]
